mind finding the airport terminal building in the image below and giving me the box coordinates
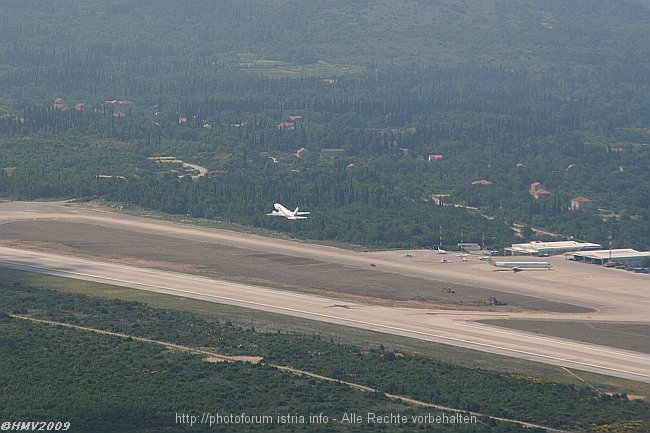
[504,241,602,257]
[571,249,650,268]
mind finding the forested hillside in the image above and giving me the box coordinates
[0,0,649,249]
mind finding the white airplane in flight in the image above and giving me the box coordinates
[266,203,310,220]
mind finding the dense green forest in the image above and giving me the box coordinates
[0,0,649,249]
[2,277,649,432]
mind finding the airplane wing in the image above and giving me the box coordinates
[295,211,310,215]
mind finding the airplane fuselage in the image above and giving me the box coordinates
[274,203,291,216]
[267,203,309,220]
[491,260,552,271]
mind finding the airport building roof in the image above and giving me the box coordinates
[505,240,602,256]
[572,249,650,266]
[573,249,650,260]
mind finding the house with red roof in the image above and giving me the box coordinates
[277,122,294,130]
[51,98,66,110]
[530,182,551,199]
[570,196,593,210]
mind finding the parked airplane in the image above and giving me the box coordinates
[489,258,551,272]
[437,246,447,254]
[266,203,310,220]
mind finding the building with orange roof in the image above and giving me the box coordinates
[570,196,593,210]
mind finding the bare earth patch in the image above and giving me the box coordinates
[204,355,263,364]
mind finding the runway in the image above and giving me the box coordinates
[1,201,649,382]
[1,245,649,383]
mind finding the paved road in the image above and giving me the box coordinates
[1,245,649,383]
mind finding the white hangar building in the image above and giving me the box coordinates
[571,249,650,267]
[504,241,602,257]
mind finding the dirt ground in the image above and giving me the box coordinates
[0,220,586,313]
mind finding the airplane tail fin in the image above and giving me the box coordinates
[294,207,299,215]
